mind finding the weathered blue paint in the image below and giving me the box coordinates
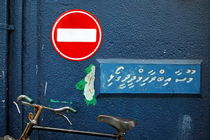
[98,59,201,94]
[0,0,9,137]
[6,0,25,138]
[2,0,210,140]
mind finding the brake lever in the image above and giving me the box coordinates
[56,113,72,126]
[13,101,21,114]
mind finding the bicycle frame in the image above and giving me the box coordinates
[19,102,125,140]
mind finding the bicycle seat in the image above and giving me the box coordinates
[97,115,137,133]
[3,135,16,140]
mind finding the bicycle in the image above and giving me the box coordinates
[2,95,137,140]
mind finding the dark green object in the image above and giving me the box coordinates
[85,95,97,106]
[84,64,94,74]
[75,78,87,90]
[49,99,60,103]
[75,64,97,106]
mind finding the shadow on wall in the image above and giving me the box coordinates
[97,94,201,99]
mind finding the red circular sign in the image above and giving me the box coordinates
[51,9,102,61]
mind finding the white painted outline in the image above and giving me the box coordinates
[44,82,48,96]
[51,10,102,61]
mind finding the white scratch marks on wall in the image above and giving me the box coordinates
[44,82,48,96]
[41,44,45,50]
[2,100,5,108]
[182,115,192,133]
[178,114,193,140]
[36,65,38,75]
[2,71,5,83]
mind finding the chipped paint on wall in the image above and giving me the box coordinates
[49,99,73,104]
[36,65,38,75]
[44,81,48,96]
[76,64,96,106]
[1,71,5,83]
[177,114,193,140]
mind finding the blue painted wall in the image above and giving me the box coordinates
[0,0,9,136]
[2,0,210,140]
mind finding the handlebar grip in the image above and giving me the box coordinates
[17,95,34,104]
[24,96,34,104]
[68,107,77,113]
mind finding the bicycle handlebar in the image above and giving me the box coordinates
[16,95,77,114]
[17,95,34,104]
[45,106,77,113]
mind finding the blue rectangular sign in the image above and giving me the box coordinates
[97,59,202,94]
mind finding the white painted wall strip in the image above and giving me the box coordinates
[57,28,97,42]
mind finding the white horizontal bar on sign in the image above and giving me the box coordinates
[57,28,97,42]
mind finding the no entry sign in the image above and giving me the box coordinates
[51,9,102,61]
